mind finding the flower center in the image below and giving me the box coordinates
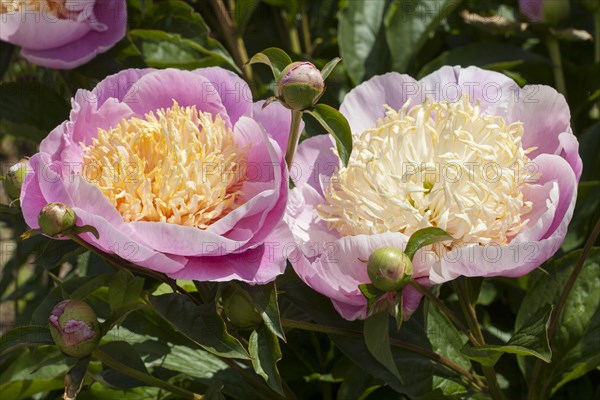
[318,95,538,246]
[82,102,248,229]
[1,0,69,17]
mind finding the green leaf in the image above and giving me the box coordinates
[321,57,342,80]
[234,0,261,34]
[248,325,284,395]
[135,0,237,71]
[462,305,553,365]
[0,41,14,80]
[64,357,90,400]
[0,326,54,356]
[101,303,147,334]
[98,342,148,389]
[247,47,293,81]
[70,273,112,300]
[364,312,401,381]
[107,270,144,311]
[149,294,250,359]
[130,30,236,70]
[384,0,461,73]
[243,282,285,341]
[517,249,600,398]
[0,82,69,143]
[0,204,20,215]
[338,0,389,85]
[306,104,353,166]
[404,227,453,261]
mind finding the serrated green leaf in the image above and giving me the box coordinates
[0,325,53,356]
[247,47,293,80]
[248,325,284,395]
[364,312,401,381]
[149,294,250,359]
[306,104,353,166]
[404,227,453,261]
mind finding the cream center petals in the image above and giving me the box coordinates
[318,95,538,247]
[82,102,248,229]
[1,0,69,16]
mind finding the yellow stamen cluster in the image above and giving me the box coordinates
[319,95,538,246]
[82,102,248,229]
[1,0,67,16]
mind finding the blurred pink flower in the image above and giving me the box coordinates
[0,0,126,69]
[21,67,296,284]
[285,66,581,320]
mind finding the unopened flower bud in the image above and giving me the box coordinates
[48,300,101,358]
[38,202,77,238]
[367,246,413,292]
[3,160,27,201]
[222,285,263,331]
[278,62,325,111]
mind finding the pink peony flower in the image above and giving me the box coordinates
[285,66,581,320]
[0,0,127,69]
[21,67,296,284]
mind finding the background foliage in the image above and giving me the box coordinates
[1,1,599,399]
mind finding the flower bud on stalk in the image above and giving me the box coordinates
[38,202,77,238]
[277,62,325,111]
[222,285,263,331]
[48,300,101,358]
[3,160,27,201]
[367,246,413,292]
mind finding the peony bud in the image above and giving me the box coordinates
[222,285,263,331]
[3,160,27,201]
[277,62,325,111]
[48,300,101,358]
[367,246,413,292]
[38,202,77,238]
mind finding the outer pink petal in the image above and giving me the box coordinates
[21,0,127,69]
[92,68,155,105]
[431,154,577,283]
[289,232,434,321]
[253,100,305,157]
[291,134,338,195]
[122,69,230,126]
[170,220,291,283]
[513,85,582,178]
[1,10,91,49]
[340,72,419,134]
[419,65,519,115]
[193,67,253,125]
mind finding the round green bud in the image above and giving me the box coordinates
[3,161,27,201]
[277,62,325,111]
[367,246,413,292]
[222,285,263,331]
[48,300,101,358]
[38,202,77,238]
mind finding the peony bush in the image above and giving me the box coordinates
[0,2,597,400]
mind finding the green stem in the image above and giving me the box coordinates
[409,280,474,341]
[545,34,567,98]
[453,279,507,400]
[301,8,313,56]
[288,22,302,55]
[285,110,303,168]
[281,319,486,391]
[528,217,600,399]
[93,348,203,399]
